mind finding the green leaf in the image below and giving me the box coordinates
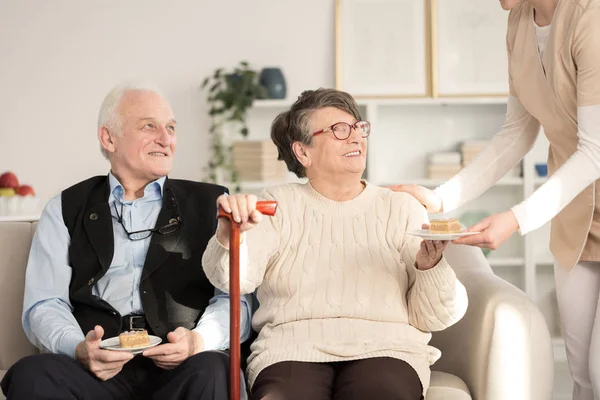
[201,77,210,88]
[209,81,221,93]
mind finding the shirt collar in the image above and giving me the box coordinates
[108,172,166,204]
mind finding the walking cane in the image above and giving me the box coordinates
[217,200,278,400]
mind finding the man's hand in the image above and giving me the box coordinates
[142,327,203,370]
[452,210,519,250]
[386,184,443,213]
[216,194,263,247]
[75,325,134,381]
[415,224,448,270]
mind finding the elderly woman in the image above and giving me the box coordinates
[202,88,468,400]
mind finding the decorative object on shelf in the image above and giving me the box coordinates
[535,163,548,177]
[431,0,509,96]
[232,140,287,182]
[0,170,39,216]
[201,61,269,190]
[459,210,492,257]
[259,68,287,100]
[335,0,431,98]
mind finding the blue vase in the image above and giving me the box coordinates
[259,68,287,99]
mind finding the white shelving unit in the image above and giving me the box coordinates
[239,96,563,362]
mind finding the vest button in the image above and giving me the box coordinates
[89,213,98,220]
[87,277,95,286]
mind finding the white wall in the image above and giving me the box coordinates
[0,0,334,203]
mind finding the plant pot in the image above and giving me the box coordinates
[259,68,287,99]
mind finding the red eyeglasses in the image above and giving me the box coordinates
[312,120,371,140]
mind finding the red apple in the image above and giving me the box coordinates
[16,184,35,197]
[0,171,19,189]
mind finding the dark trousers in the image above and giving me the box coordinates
[251,357,423,400]
[1,350,243,400]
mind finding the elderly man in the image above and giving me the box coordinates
[0,84,251,400]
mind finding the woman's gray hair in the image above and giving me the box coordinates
[270,88,362,178]
[97,82,164,159]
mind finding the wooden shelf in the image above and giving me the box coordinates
[488,257,525,267]
[252,96,508,109]
[374,177,523,188]
[536,257,554,266]
[362,97,508,107]
[252,99,293,108]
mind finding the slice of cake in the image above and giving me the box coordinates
[429,218,461,234]
[119,329,150,348]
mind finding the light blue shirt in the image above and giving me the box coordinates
[22,173,252,358]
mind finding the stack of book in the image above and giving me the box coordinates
[232,140,287,182]
[427,152,462,179]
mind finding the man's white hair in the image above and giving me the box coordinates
[97,82,165,159]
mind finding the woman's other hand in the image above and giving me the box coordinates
[415,224,449,270]
[216,194,263,246]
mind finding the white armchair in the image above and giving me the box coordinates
[427,244,554,400]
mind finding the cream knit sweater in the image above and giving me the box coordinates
[202,182,468,395]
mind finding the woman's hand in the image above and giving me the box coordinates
[452,210,519,250]
[415,224,449,270]
[386,184,443,213]
[216,194,263,247]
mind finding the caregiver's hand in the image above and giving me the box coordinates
[386,184,443,213]
[452,210,519,250]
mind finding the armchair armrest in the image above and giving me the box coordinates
[430,245,554,400]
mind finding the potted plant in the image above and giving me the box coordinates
[201,61,268,191]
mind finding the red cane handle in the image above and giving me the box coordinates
[217,200,278,219]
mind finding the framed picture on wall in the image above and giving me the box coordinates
[431,0,509,96]
[335,0,431,98]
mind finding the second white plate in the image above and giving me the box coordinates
[407,229,480,241]
[100,335,162,355]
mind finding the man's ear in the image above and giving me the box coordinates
[292,142,311,168]
[98,126,116,154]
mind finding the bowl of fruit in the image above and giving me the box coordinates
[0,171,39,217]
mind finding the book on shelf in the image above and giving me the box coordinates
[427,151,462,179]
[232,140,287,181]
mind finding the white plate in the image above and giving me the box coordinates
[100,335,162,354]
[407,229,480,241]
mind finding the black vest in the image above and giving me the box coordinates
[61,175,226,339]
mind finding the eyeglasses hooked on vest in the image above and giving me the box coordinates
[112,191,182,240]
